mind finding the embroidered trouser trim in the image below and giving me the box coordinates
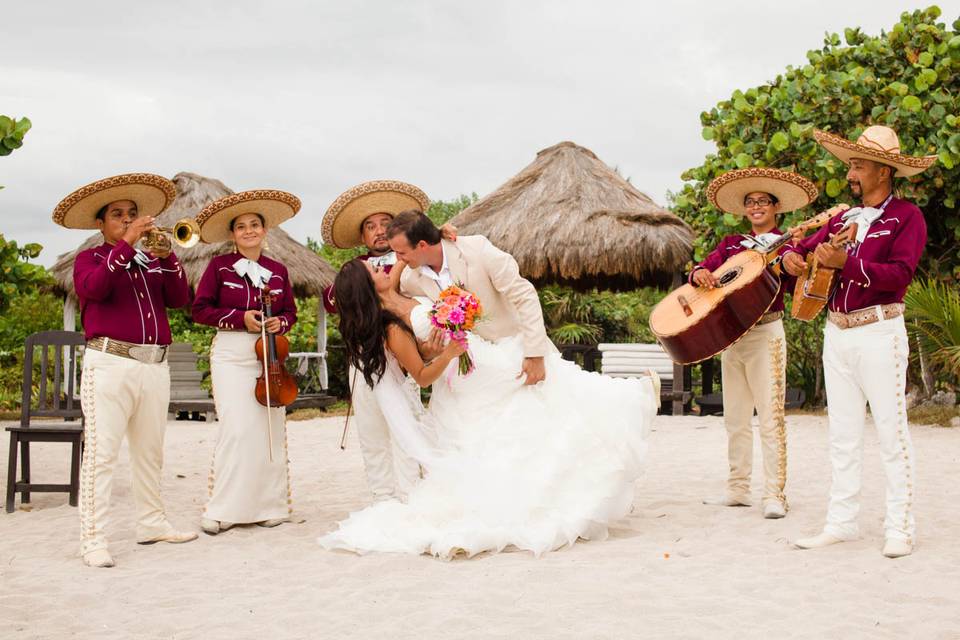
[351,365,422,500]
[79,350,173,555]
[822,315,915,542]
[720,319,788,505]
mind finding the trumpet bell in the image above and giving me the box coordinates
[172,218,201,248]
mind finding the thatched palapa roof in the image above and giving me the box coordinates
[450,141,693,290]
[51,172,335,300]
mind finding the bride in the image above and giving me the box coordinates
[318,257,659,559]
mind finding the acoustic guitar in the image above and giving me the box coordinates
[791,222,858,321]
[649,211,831,365]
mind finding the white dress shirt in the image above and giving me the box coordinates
[419,244,454,290]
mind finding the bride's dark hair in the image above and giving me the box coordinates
[334,258,413,388]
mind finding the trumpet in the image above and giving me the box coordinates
[141,217,202,253]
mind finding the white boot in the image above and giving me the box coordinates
[703,495,751,507]
[882,539,912,558]
[83,549,115,568]
[763,501,787,519]
[794,532,843,549]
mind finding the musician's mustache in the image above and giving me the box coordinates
[848,180,862,190]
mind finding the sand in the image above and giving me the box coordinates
[2,413,959,640]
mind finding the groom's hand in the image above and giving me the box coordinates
[519,357,546,385]
[417,328,446,361]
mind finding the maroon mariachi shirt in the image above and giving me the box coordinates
[322,252,395,314]
[73,240,190,345]
[782,198,926,314]
[688,227,795,313]
[192,252,297,333]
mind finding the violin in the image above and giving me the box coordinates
[254,286,299,407]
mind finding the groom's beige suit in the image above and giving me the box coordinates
[399,236,555,357]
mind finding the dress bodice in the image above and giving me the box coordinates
[409,297,434,341]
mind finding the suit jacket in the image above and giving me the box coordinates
[399,236,555,357]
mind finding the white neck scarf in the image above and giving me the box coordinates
[367,252,397,268]
[128,248,154,270]
[739,232,781,251]
[840,194,893,243]
[233,257,273,288]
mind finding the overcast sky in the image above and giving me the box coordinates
[1,0,949,266]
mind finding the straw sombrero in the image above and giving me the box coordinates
[707,168,818,216]
[195,190,301,243]
[52,173,176,229]
[814,126,937,178]
[321,180,429,249]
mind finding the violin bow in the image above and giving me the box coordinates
[260,289,275,462]
[339,367,358,450]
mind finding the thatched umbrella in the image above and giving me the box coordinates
[50,171,337,386]
[450,141,693,290]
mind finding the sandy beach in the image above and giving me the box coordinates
[2,413,959,640]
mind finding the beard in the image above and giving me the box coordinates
[848,181,862,197]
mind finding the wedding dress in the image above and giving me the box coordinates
[318,299,657,559]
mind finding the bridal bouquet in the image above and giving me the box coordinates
[429,285,482,376]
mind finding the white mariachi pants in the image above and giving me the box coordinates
[79,349,175,555]
[822,314,915,543]
[720,319,788,506]
[350,365,421,500]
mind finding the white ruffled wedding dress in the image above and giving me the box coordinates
[318,299,658,559]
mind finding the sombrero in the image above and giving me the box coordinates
[321,180,429,249]
[195,190,301,243]
[707,167,818,216]
[814,126,937,178]
[52,173,176,229]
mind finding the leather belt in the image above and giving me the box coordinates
[757,311,784,326]
[87,337,168,364]
[828,303,905,330]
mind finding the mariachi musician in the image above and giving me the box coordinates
[192,190,300,535]
[784,126,936,558]
[694,168,818,520]
[54,173,199,568]
[320,180,443,503]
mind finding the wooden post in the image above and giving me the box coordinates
[317,299,328,390]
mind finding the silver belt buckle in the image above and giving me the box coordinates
[128,345,164,363]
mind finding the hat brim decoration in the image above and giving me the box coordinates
[52,173,177,229]
[195,190,301,243]
[321,180,430,249]
[707,168,818,216]
[813,129,937,178]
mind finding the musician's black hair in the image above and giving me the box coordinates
[229,213,266,231]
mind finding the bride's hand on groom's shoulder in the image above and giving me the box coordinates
[439,223,458,242]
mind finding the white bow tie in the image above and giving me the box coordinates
[739,232,781,251]
[233,257,273,288]
[128,248,154,270]
[367,252,397,268]
[841,206,885,243]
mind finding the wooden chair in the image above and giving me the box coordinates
[5,331,85,513]
[597,343,690,415]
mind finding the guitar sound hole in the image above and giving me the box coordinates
[718,267,742,286]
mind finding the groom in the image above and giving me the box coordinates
[387,211,554,384]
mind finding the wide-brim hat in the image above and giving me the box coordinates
[195,189,301,243]
[814,126,937,178]
[321,180,430,249]
[52,173,176,229]
[707,168,818,216]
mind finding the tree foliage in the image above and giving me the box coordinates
[673,6,960,278]
[0,235,51,313]
[0,115,30,158]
